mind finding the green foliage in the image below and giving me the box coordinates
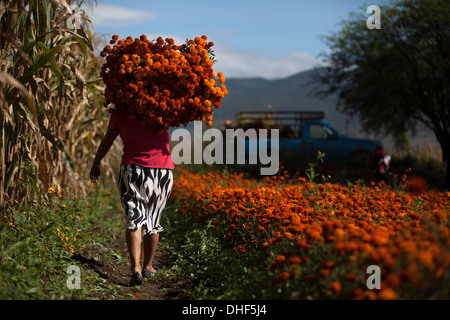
[0,178,122,299]
[0,0,120,209]
[161,201,276,299]
[313,0,450,188]
[390,152,446,190]
[305,151,325,183]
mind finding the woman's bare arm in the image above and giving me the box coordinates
[90,127,120,183]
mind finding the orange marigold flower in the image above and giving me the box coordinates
[346,273,356,281]
[319,269,330,278]
[321,260,336,269]
[272,272,290,285]
[284,232,293,240]
[356,290,377,300]
[330,281,341,294]
[275,255,286,264]
[289,256,302,265]
[378,288,397,300]
[434,209,447,223]
[100,34,226,131]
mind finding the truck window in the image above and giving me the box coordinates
[309,124,337,140]
[281,125,295,138]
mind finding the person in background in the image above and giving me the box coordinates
[370,145,390,185]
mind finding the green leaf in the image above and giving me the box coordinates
[36,42,65,94]
[41,0,52,34]
[73,35,87,56]
[1,239,29,259]
[19,45,64,85]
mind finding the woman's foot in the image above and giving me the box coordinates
[130,271,143,286]
[142,266,160,277]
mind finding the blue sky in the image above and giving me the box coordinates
[85,0,376,79]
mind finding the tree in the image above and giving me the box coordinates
[313,0,450,189]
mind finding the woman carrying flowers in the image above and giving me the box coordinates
[90,107,174,286]
[90,110,174,285]
[90,34,226,286]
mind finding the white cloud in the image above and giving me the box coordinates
[212,44,323,79]
[114,33,322,79]
[145,34,186,45]
[86,3,156,27]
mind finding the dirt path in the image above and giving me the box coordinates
[73,211,185,300]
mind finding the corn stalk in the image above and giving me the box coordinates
[0,0,120,210]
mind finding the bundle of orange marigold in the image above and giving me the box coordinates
[100,34,228,132]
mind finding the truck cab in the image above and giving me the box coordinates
[232,110,381,162]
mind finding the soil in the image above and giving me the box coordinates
[71,210,187,300]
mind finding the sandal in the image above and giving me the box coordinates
[130,271,143,286]
[142,266,160,277]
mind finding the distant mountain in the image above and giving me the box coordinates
[215,69,362,136]
[213,69,439,152]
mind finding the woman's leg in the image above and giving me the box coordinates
[141,169,173,273]
[143,232,159,273]
[126,227,142,274]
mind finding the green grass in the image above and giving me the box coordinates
[161,201,276,299]
[0,182,123,299]
[389,153,446,189]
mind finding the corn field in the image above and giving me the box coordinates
[0,0,119,210]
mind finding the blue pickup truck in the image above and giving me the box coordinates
[233,111,381,162]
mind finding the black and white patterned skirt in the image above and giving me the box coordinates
[118,164,173,235]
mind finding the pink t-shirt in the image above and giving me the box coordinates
[108,109,175,169]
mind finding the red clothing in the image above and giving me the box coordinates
[370,148,385,173]
[108,109,174,169]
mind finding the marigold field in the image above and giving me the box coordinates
[169,165,450,299]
